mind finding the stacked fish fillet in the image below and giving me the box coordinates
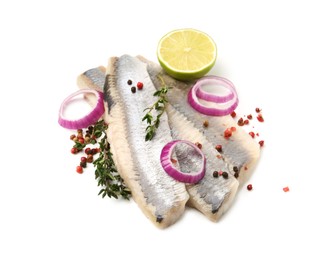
[77,55,260,229]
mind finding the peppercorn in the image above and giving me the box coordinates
[87,154,93,163]
[233,166,239,173]
[222,172,229,179]
[231,111,236,118]
[259,140,264,147]
[247,184,253,191]
[203,120,209,128]
[249,132,255,138]
[195,142,202,149]
[80,161,87,168]
[237,118,244,126]
[215,144,222,153]
[255,107,261,113]
[70,134,76,140]
[71,147,78,154]
[247,114,253,120]
[244,119,249,125]
[80,157,87,163]
[85,147,91,155]
[127,79,132,85]
[224,128,232,138]
[213,171,219,178]
[257,114,264,122]
[137,82,144,90]
[76,165,83,174]
[131,86,136,93]
[77,129,83,134]
[234,172,239,178]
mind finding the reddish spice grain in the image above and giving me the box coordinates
[256,133,259,137]
[71,147,79,154]
[80,161,87,168]
[171,158,177,164]
[78,137,85,144]
[230,111,236,118]
[247,184,253,191]
[247,114,253,120]
[80,157,87,163]
[216,155,222,159]
[85,147,92,155]
[76,166,83,174]
[244,166,248,171]
[244,119,249,125]
[230,126,236,132]
[237,117,244,126]
[255,107,261,113]
[195,142,202,149]
[215,144,222,153]
[224,128,232,139]
[218,171,223,176]
[259,140,264,147]
[249,132,255,138]
[257,114,264,122]
[70,134,76,140]
[283,187,290,192]
[77,129,83,134]
[137,82,144,90]
[87,154,94,163]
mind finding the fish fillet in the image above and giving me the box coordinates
[77,55,260,224]
[99,55,188,228]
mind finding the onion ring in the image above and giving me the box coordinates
[58,89,104,129]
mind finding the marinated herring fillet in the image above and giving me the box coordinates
[101,55,188,228]
[77,55,260,225]
[77,57,240,222]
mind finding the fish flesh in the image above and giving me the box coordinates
[99,55,188,228]
[140,56,260,185]
[77,55,260,225]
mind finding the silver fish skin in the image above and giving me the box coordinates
[140,56,260,185]
[77,64,239,221]
[100,55,189,228]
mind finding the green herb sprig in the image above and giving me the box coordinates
[142,76,171,141]
[92,120,131,200]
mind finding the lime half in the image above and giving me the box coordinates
[157,28,217,81]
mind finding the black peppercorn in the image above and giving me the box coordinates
[131,86,136,93]
[222,172,228,179]
[213,171,219,178]
[127,79,132,85]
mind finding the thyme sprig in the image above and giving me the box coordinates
[142,76,171,141]
[92,120,131,200]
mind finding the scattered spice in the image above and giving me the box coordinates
[222,172,229,179]
[257,114,264,122]
[255,107,261,113]
[216,154,222,159]
[76,165,83,174]
[213,171,219,178]
[249,132,255,138]
[231,126,236,132]
[230,111,236,118]
[247,114,252,120]
[127,79,132,85]
[234,172,239,178]
[247,184,253,191]
[131,86,136,93]
[237,117,244,126]
[244,119,249,125]
[259,140,264,147]
[203,120,209,128]
[283,186,290,192]
[233,166,239,173]
[224,128,232,139]
[170,158,177,164]
[195,142,202,149]
[215,144,222,153]
[70,120,131,200]
[137,82,144,90]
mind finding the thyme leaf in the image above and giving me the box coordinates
[142,75,171,141]
[92,120,131,200]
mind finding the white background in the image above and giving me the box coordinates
[1,0,322,259]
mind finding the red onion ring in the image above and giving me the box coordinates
[58,89,104,129]
[188,76,239,116]
[160,140,206,184]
